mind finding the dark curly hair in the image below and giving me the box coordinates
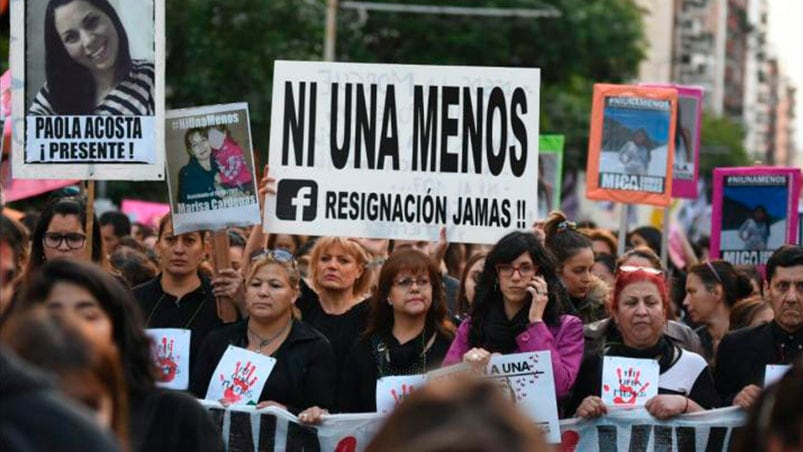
[468,231,567,348]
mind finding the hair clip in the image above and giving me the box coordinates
[557,220,577,232]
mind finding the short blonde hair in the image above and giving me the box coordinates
[309,237,371,295]
[246,253,300,291]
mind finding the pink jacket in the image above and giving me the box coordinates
[443,314,584,399]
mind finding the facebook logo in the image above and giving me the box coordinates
[276,179,318,221]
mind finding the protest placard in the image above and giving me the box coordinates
[121,199,169,228]
[265,61,540,244]
[537,135,564,220]
[10,0,164,180]
[586,84,677,207]
[165,103,261,234]
[486,351,560,444]
[146,328,190,390]
[764,364,791,387]
[601,356,659,407]
[711,167,802,267]
[375,374,427,414]
[640,84,703,199]
[205,345,276,406]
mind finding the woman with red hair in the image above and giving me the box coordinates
[566,267,720,419]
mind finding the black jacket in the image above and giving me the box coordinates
[715,321,803,405]
[0,347,120,452]
[190,319,336,414]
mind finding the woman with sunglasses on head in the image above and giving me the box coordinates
[442,231,584,400]
[338,249,454,413]
[15,259,223,452]
[683,260,753,365]
[24,196,105,284]
[190,249,336,419]
[567,267,720,420]
[543,211,607,324]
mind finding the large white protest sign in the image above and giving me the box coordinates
[206,346,276,406]
[146,328,191,390]
[165,103,261,234]
[197,401,746,452]
[266,61,540,244]
[375,374,426,414]
[486,351,560,444]
[601,356,659,407]
[10,0,165,180]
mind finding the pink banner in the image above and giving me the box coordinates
[121,199,170,227]
[711,166,802,269]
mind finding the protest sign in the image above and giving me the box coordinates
[10,0,164,180]
[586,84,677,207]
[640,84,703,199]
[165,103,261,234]
[537,134,564,219]
[486,352,560,444]
[764,364,791,387]
[197,401,746,452]
[120,199,169,228]
[265,61,540,244]
[205,345,276,406]
[601,356,659,407]
[146,328,190,390]
[375,374,426,414]
[711,167,802,267]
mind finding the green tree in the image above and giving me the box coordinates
[699,112,751,177]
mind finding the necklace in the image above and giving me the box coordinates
[248,319,292,354]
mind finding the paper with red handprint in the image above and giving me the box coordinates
[601,356,659,407]
[375,375,426,414]
[205,345,276,406]
[146,328,191,390]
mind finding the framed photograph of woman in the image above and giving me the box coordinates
[711,167,802,268]
[165,103,261,234]
[10,0,165,180]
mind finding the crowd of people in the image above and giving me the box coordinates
[1,176,802,451]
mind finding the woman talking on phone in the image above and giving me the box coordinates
[442,231,584,399]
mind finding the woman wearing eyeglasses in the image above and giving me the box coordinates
[567,267,720,420]
[24,196,105,284]
[442,231,584,401]
[190,249,336,417]
[338,249,455,413]
[683,260,753,365]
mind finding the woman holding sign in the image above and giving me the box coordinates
[16,259,223,452]
[29,0,154,115]
[568,267,720,420]
[190,249,336,415]
[442,231,584,400]
[338,249,455,413]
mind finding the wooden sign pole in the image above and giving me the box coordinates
[85,181,96,261]
[212,230,239,323]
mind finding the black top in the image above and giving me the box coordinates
[694,326,715,366]
[130,387,223,452]
[296,280,369,371]
[338,329,452,413]
[715,321,803,405]
[565,336,720,417]
[0,347,120,452]
[189,319,336,414]
[178,157,220,205]
[133,273,226,368]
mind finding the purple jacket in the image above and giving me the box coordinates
[443,314,584,398]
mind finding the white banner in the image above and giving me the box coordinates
[265,61,541,244]
[198,402,746,452]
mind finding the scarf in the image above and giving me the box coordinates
[481,301,530,354]
[605,335,676,373]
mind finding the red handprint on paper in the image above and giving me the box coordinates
[156,337,179,383]
[219,361,259,404]
[390,384,416,407]
[602,367,651,405]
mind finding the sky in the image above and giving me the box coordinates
[767,0,803,161]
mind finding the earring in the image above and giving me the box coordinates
[387,298,393,305]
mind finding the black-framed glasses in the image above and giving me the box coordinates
[496,263,536,278]
[43,232,86,250]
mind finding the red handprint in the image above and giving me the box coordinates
[155,337,179,383]
[220,361,259,404]
[602,367,651,405]
[390,384,416,407]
